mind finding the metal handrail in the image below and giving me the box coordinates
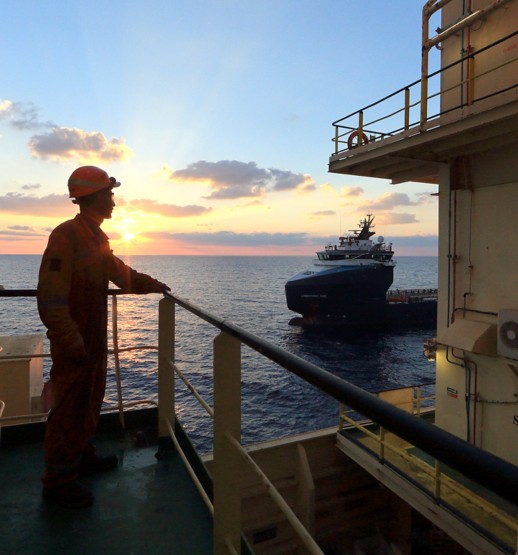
[332,30,518,154]
[2,289,517,539]
[0,289,158,428]
[0,290,518,552]
[1,288,517,503]
[163,291,518,506]
[162,416,214,514]
[167,358,214,418]
[339,413,518,549]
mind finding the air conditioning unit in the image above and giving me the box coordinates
[497,309,518,360]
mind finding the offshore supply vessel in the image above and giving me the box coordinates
[1,1,517,554]
[285,214,437,328]
[285,214,396,319]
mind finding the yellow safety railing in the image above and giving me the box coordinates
[338,409,518,553]
[332,30,518,155]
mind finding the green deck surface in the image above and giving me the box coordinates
[0,427,213,555]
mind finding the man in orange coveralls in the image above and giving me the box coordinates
[37,165,170,508]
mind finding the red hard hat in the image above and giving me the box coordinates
[67,166,121,198]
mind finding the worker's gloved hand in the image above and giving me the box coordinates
[158,281,171,293]
[148,280,171,293]
[66,335,88,363]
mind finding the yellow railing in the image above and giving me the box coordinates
[338,409,518,553]
[339,384,435,429]
[332,30,518,156]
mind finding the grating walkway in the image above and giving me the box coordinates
[0,427,213,555]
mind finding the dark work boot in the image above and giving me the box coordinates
[42,480,93,508]
[79,454,118,475]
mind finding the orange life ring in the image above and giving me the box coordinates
[347,130,369,150]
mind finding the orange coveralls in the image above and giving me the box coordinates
[37,213,164,488]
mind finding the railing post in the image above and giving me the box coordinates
[467,51,475,105]
[158,298,175,444]
[334,125,339,154]
[404,87,410,130]
[213,331,242,555]
[421,3,430,126]
[358,110,364,141]
[111,294,125,429]
[434,459,442,500]
[295,443,315,538]
[379,426,385,462]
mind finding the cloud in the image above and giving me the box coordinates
[128,198,211,217]
[0,226,46,239]
[241,199,264,207]
[340,186,364,197]
[300,182,317,193]
[21,184,41,190]
[362,192,420,211]
[0,99,51,130]
[361,191,436,211]
[28,127,133,163]
[140,230,438,253]
[143,230,326,247]
[310,210,336,218]
[268,168,308,192]
[1,98,134,164]
[0,192,210,220]
[320,183,336,194]
[8,225,35,231]
[354,191,438,225]
[390,235,438,248]
[164,160,314,199]
[377,213,419,225]
[0,193,73,217]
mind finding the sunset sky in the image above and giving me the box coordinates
[1,1,439,256]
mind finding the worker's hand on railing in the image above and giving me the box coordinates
[147,280,171,294]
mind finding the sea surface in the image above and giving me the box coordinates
[0,254,437,452]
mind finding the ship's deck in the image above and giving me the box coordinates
[0,414,213,555]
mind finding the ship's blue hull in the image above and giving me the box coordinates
[285,264,394,319]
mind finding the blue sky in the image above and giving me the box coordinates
[0,1,439,255]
